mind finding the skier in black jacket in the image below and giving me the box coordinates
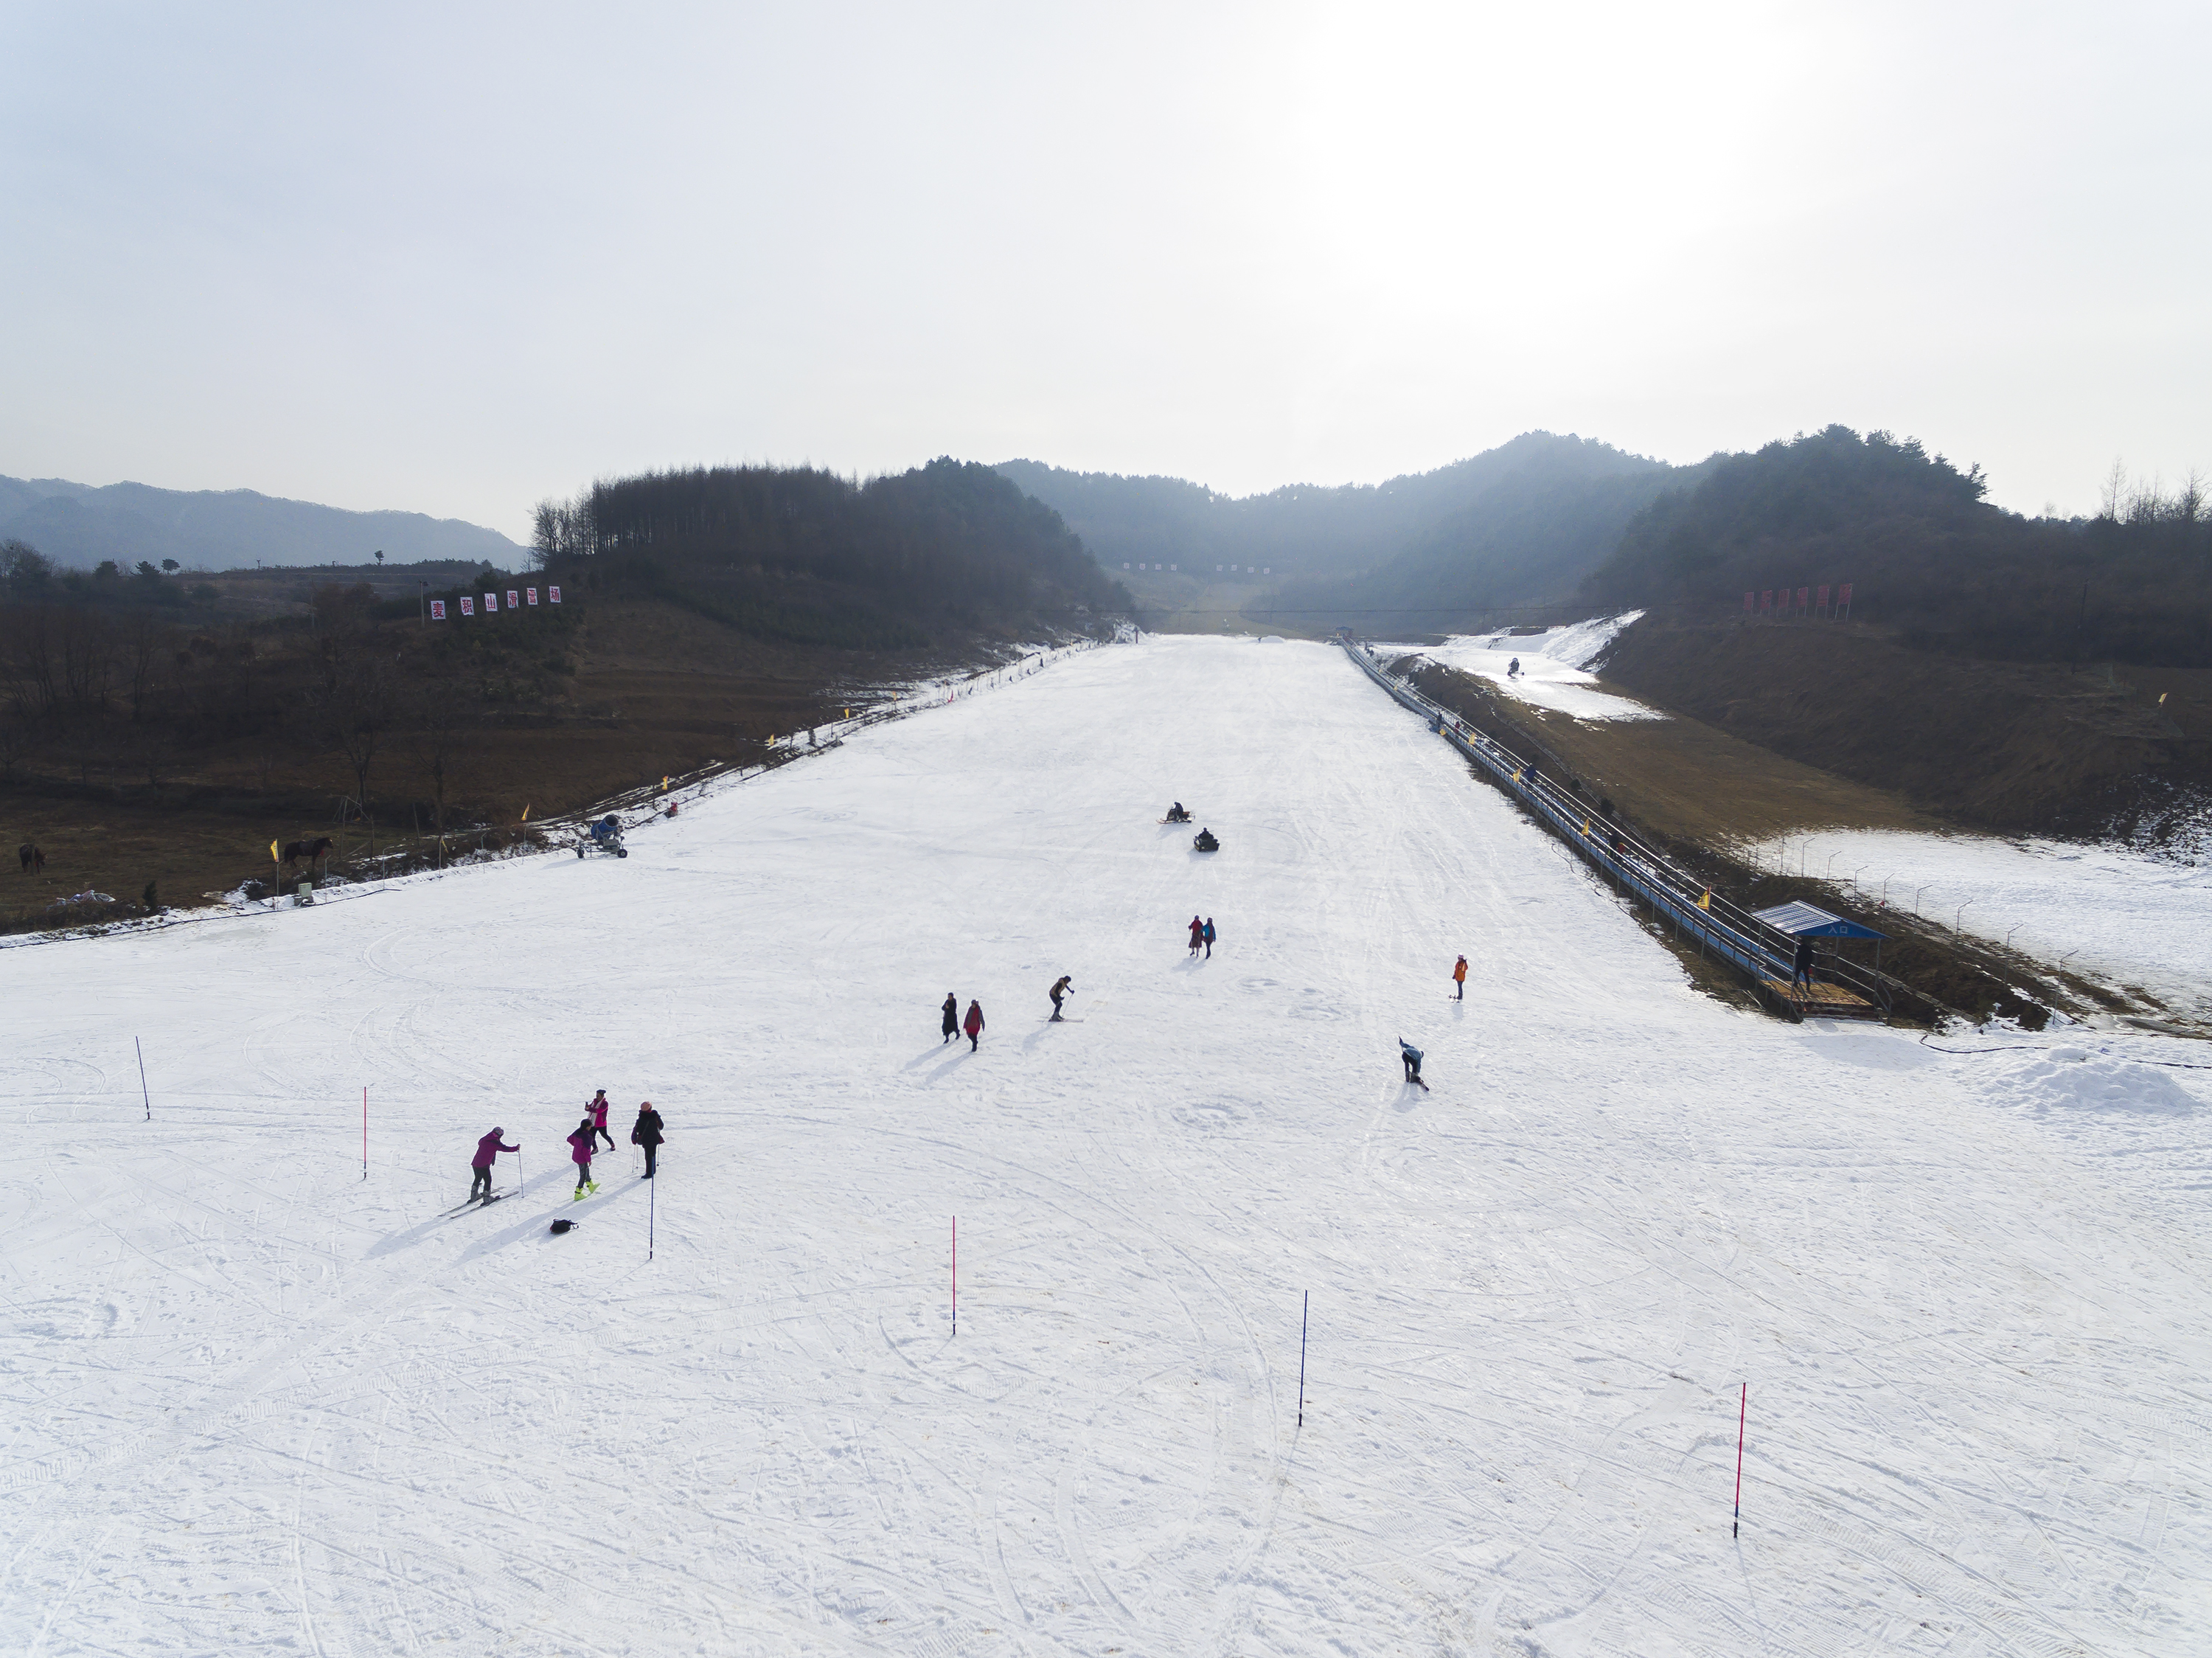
[941,993,959,1044]
[631,1103,666,1179]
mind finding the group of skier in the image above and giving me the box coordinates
[464,1089,666,1207]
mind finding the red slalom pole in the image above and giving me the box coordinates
[1733,1383,1747,1539]
[951,1216,957,1337]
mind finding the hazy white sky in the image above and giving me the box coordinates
[4,1,2205,536]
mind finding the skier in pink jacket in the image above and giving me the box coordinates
[589,1089,615,1151]
[566,1116,599,1200]
[470,1128,518,1203]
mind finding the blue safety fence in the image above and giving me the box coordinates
[1336,634,1896,1018]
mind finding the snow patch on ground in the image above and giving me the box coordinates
[1747,828,2212,1017]
[1426,612,1664,722]
[1977,1044,2203,1116]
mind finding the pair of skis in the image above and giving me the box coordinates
[439,1190,509,1218]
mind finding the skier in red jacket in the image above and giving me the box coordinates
[963,999,985,1052]
[470,1128,517,1203]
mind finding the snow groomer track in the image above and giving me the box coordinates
[6,634,2208,1655]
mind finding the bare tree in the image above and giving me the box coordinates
[2100,457,2129,522]
[122,613,170,721]
[407,679,475,865]
[321,649,397,859]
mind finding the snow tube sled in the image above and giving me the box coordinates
[549,1218,575,1235]
[1192,829,1220,853]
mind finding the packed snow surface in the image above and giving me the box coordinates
[8,636,2212,1656]
[1749,828,2212,1019]
[1426,613,1663,722]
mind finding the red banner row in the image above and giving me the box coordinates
[430,586,561,620]
[1745,583,1851,615]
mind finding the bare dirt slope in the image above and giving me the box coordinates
[1408,660,1939,847]
[1599,616,2212,842]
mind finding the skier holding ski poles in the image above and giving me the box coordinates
[470,1128,518,1203]
[589,1089,616,1151]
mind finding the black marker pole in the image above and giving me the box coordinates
[1297,1291,1309,1428]
[136,1038,150,1121]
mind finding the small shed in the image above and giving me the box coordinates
[1751,901,1886,940]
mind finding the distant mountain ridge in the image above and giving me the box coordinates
[999,434,1691,626]
[0,473,525,572]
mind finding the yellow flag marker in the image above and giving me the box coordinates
[1581,818,1590,836]
[522,805,530,821]
[1698,889,1712,910]
[270,839,280,863]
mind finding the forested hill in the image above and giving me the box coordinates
[998,433,1677,592]
[1579,426,2212,666]
[532,459,1130,650]
[1259,437,1688,628]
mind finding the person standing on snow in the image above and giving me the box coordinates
[1399,1038,1429,1090]
[631,1101,665,1179]
[566,1115,599,1199]
[1188,915,1204,957]
[1202,918,1217,959]
[588,1089,616,1151]
[470,1127,518,1202]
[941,993,959,1044]
[1453,955,1469,1000]
[1049,975,1074,1021]
[963,999,985,1052]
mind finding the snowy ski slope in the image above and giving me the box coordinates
[7,634,2210,1656]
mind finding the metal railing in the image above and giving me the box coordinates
[1335,634,1895,1019]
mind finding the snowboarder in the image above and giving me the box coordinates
[567,1115,599,1199]
[963,999,985,1051]
[1049,975,1073,1020]
[1453,955,1468,999]
[470,1127,518,1202]
[1399,1038,1428,1090]
[1188,915,1204,956]
[941,992,959,1044]
[1202,918,1216,959]
[1193,828,1220,853]
[631,1101,664,1179]
[589,1089,615,1151]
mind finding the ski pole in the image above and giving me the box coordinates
[136,1037,150,1120]
[1733,1383,1747,1539]
[1297,1291,1309,1427]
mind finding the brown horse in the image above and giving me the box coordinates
[18,842,44,875]
[281,836,335,871]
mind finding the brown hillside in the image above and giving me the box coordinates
[1597,616,2212,841]
[1,592,1011,934]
